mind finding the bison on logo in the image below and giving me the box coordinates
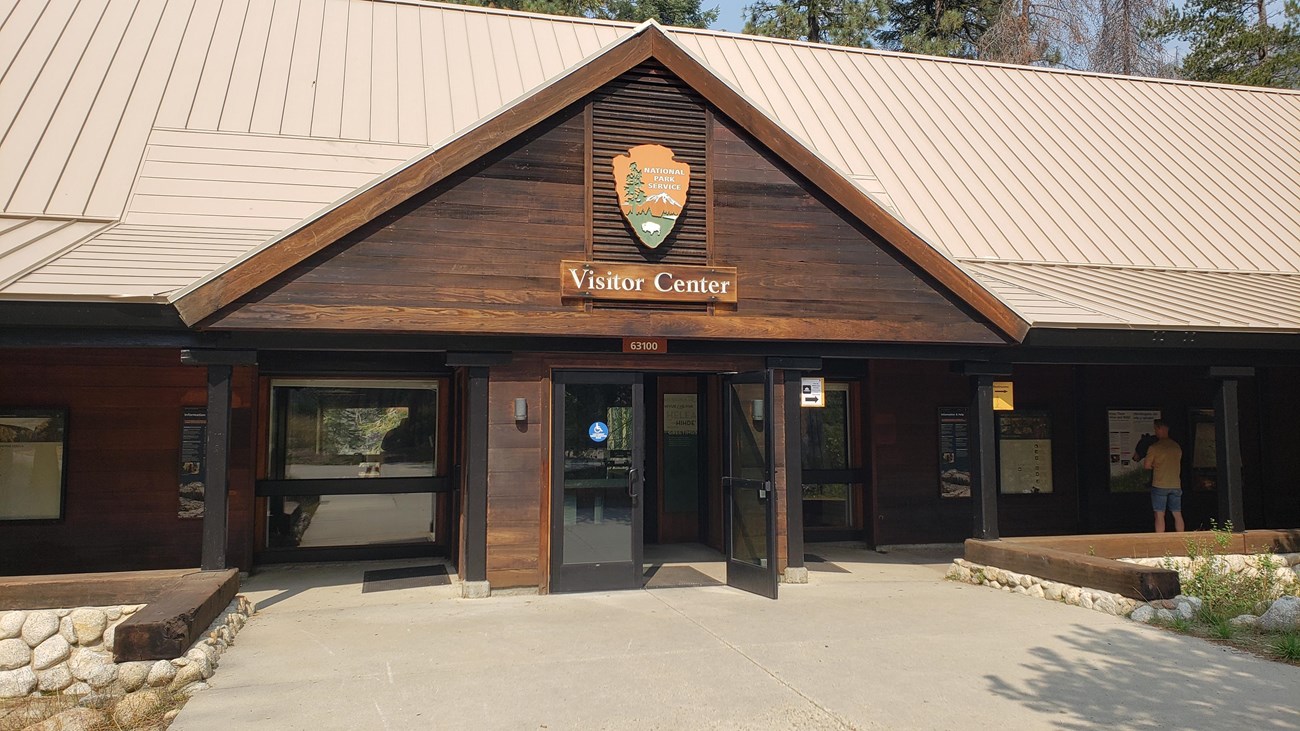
[612,144,690,249]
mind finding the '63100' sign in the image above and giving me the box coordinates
[560,261,738,304]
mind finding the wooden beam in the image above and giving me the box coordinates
[966,540,1180,601]
[173,35,658,327]
[0,569,194,610]
[1214,377,1246,532]
[113,569,239,662]
[783,370,804,569]
[969,375,999,539]
[462,366,490,583]
[643,31,1029,343]
[1001,530,1300,558]
[172,25,1028,344]
[201,365,233,571]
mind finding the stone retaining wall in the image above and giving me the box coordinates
[948,552,1300,631]
[0,596,252,700]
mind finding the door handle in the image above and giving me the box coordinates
[627,468,639,500]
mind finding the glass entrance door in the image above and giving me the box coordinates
[723,371,778,599]
[550,372,644,592]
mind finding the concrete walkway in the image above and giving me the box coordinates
[173,547,1300,730]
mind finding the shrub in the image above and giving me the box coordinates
[1176,522,1292,622]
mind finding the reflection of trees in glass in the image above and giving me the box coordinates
[801,386,849,470]
[324,407,406,455]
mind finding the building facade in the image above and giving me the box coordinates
[1,2,1297,598]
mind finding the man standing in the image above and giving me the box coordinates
[1143,419,1184,532]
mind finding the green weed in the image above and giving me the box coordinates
[1271,633,1300,662]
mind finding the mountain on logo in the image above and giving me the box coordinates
[645,192,680,207]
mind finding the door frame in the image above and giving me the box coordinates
[549,370,645,593]
[723,369,779,599]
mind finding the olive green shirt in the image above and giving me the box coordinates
[1145,438,1182,489]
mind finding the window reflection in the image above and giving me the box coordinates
[801,383,852,529]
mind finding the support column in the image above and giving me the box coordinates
[969,375,999,540]
[181,349,254,572]
[783,370,806,581]
[462,366,490,593]
[447,352,510,598]
[1212,367,1252,533]
[959,362,1010,541]
[201,364,233,571]
[768,357,819,585]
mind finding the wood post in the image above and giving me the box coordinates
[462,366,490,583]
[1212,368,1252,532]
[783,370,804,570]
[969,374,999,540]
[201,364,233,571]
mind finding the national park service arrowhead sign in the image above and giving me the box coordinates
[613,144,690,249]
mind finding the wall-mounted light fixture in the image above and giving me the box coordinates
[513,397,528,422]
[752,399,764,422]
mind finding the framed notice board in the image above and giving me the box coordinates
[938,407,970,498]
[996,411,1053,494]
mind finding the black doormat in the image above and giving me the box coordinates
[361,564,451,593]
[642,564,724,589]
[803,554,850,573]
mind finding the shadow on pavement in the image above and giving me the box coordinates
[985,623,1300,730]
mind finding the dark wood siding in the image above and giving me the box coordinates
[591,64,708,265]
[208,68,1000,345]
[867,360,1281,545]
[0,349,256,575]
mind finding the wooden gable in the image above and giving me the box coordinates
[202,53,1007,344]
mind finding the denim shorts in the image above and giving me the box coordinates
[1151,487,1183,512]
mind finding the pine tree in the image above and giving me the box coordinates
[742,0,889,46]
[880,0,998,57]
[451,0,719,28]
[978,0,1093,66]
[1151,0,1300,88]
[1089,0,1169,75]
[624,163,647,208]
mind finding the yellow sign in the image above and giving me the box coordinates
[993,381,1014,411]
[613,144,690,249]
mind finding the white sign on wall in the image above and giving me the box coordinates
[800,377,825,408]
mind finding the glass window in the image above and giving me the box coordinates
[0,409,67,521]
[801,383,850,470]
[267,492,435,549]
[800,383,853,529]
[270,380,439,480]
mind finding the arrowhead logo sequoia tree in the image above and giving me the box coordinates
[612,144,690,249]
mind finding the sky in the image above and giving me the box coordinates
[709,0,748,33]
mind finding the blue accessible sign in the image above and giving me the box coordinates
[588,421,609,443]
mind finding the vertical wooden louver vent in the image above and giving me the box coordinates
[591,64,708,265]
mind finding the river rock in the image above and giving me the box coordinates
[59,617,76,644]
[33,634,71,670]
[146,660,176,687]
[23,706,107,731]
[179,681,210,697]
[1156,608,1175,622]
[36,663,74,692]
[118,660,151,692]
[1229,614,1258,629]
[169,661,204,690]
[1131,604,1156,623]
[1259,596,1300,632]
[69,609,107,645]
[68,648,107,681]
[0,611,26,639]
[112,688,170,728]
[1095,594,1120,615]
[84,662,118,690]
[0,666,37,698]
[0,638,32,670]
[22,611,60,647]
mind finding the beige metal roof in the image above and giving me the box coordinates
[1,0,1297,334]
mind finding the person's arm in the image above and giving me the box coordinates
[1143,450,1154,470]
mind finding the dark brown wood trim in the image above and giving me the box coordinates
[641,32,1027,342]
[174,34,658,327]
[174,25,1027,343]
